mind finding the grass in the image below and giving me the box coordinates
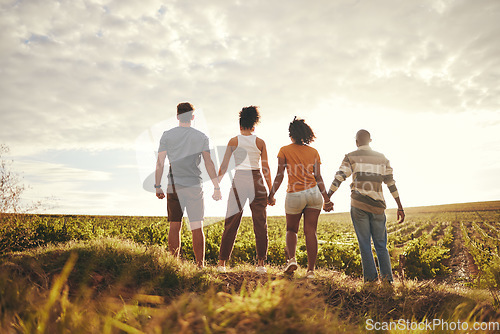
[1,238,500,333]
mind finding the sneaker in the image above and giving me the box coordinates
[306,270,315,279]
[284,258,298,274]
[256,266,267,275]
[216,266,226,273]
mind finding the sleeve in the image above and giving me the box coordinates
[383,159,399,198]
[329,154,352,193]
[277,146,285,159]
[316,149,321,164]
[158,132,167,152]
[202,134,210,152]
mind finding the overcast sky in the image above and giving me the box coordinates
[1,0,499,217]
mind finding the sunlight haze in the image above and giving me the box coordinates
[1,0,499,216]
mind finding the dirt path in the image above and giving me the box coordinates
[445,221,479,284]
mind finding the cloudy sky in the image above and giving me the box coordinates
[1,0,499,217]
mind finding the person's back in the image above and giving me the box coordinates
[154,102,221,269]
[278,143,320,193]
[341,146,397,214]
[216,106,272,274]
[326,129,404,283]
[268,117,332,278]
[160,126,209,187]
[233,134,261,171]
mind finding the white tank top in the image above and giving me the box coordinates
[233,135,261,170]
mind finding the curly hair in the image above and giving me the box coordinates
[288,117,316,145]
[239,106,260,129]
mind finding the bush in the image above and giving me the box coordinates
[316,240,362,276]
[403,237,451,279]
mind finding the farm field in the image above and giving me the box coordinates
[1,200,500,333]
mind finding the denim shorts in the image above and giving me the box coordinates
[285,186,323,214]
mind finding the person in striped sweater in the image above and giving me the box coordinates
[326,129,405,283]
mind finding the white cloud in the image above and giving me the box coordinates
[1,0,499,153]
[13,159,110,193]
[1,0,499,215]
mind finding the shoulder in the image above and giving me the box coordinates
[189,128,209,140]
[278,143,295,156]
[228,136,238,146]
[192,127,207,136]
[279,143,293,152]
[373,149,386,157]
[368,149,386,159]
[347,148,386,161]
[255,136,266,148]
[307,145,319,154]
[305,145,320,161]
[277,144,288,156]
[160,129,173,140]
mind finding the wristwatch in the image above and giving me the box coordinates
[154,184,161,189]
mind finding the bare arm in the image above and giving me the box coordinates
[155,151,167,199]
[257,138,273,191]
[268,157,286,205]
[217,137,237,183]
[314,161,333,212]
[202,150,222,200]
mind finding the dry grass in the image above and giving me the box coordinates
[1,238,499,333]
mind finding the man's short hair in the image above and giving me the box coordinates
[356,129,371,144]
[177,102,194,123]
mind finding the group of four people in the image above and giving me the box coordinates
[155,102,405,282]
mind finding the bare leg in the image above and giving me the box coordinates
[303,208,320,271]
[191,223,205,268]
[168,221,182,258]
[285,213,302,259]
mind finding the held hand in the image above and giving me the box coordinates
[323,201,334,212]
[267,195,276,206]
[212,189,222,201]
[156,189,165,199]
[397,209,405,223]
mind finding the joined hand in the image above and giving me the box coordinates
[323,201,334,212]
[213,189,222,201]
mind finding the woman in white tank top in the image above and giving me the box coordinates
[216,106,273,274]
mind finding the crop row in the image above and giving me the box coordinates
[400,222,453,279]
[460,222,500,288]
[484,221,500,234]
[471,222,500,253]
[390,220,433,246]
[1,213,493,284]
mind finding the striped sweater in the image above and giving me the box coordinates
[330,145,399,214]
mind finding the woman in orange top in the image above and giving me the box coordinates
[268,117,333,278]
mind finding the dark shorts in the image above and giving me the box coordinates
[167,185,204,224]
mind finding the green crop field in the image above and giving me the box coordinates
[1,201,500,333]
